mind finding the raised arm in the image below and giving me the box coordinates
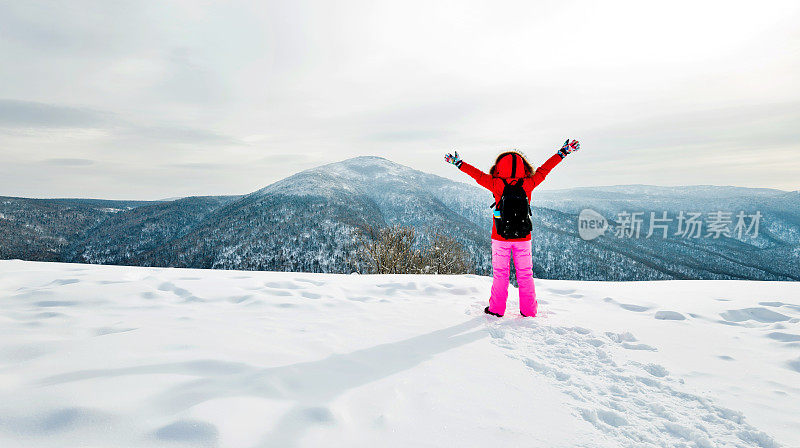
[444,151,493,191]
[531,153,563,188]
[531,139,579,189]
[459,161,494,191]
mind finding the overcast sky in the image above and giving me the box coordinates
[1,0,799,199]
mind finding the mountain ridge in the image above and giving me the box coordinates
[2,156,798,280]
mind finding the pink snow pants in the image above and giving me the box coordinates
[489,239,537,317]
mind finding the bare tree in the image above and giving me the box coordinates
[420,231,473,274]
[354,225,474,275]
[355,224,425,274]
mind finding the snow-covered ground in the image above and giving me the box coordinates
[1,260,798,448]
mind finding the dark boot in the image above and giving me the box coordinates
[484,306,503,317]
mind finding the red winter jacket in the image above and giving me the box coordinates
[459,152,563,241]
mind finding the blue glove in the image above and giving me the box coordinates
[444,151,462,167]
[558,139,580,158]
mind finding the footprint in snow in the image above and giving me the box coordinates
[786,357,800,373]
[654,310,686,321]
[48,278,80,286]
[484,320,778,448]
[294,278,327,287]
[548,288,577,295]
[152,419,218,444]
[720,308,790,324]
[759,301,800,312]
[604,297,653,313]
[264,281,302,290]
[605,331,657,351]
[620,303,650,312]
[766,332,800,342]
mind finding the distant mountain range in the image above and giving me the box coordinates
[2,156,798,280]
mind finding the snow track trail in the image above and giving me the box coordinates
[480,313,779,448]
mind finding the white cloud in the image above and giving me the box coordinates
[0,0,799,198]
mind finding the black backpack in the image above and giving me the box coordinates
[493,179,532,239]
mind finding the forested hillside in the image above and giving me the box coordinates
[2,157,798,280]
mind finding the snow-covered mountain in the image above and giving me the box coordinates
[1,156,799,280]
[1,260,797,447]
